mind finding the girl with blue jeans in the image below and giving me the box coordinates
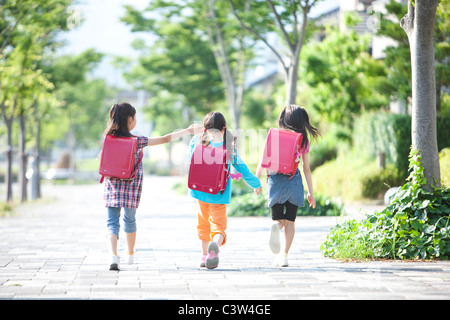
[102,102,198,270]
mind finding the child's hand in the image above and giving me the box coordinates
[307,193,316,208]
[254,186,262,195]
[188,123,203,135]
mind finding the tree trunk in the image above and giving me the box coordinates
[5,120,13,203]
[19,111,28,202]
[206,0,246,133]
[400,0,440,190]
[1,102,14,202]
[285,56,300,105]
[32,102,41,199]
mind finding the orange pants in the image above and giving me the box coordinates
[197,200,227,246]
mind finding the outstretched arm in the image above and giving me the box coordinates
[147,124,201,146]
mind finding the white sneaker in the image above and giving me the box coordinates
[280,256,289,267]
[127,253,134,265]
[109,255,120,271]
[273,255,289,267]
[269,223,280,254]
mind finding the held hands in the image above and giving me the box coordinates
[187,123,203,135]
[254,186,262,195]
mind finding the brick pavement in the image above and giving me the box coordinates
[0,176,449,300]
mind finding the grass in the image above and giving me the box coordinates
[0,202,15,217]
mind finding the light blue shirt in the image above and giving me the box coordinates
[188,136,261,204]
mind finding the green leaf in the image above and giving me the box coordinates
[424,225,436,234]
[417,199,431,209]
[394,211,408,220]
[410,219,423,231]
[414,210,427,221]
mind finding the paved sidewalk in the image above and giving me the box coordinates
[0,176,449,300]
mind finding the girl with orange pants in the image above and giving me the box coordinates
[188,112,262,269]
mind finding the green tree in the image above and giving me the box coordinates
[300,15,389,126]
[378,0,449,114]
[43,49,110,171]
[400,0,441,190]
[0,0,72,202]
[118,20,222,116]
[121,0,256,132]
[227,0,322,105]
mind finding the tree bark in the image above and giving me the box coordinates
[206,0,246,132]
[400,0,440,190]
[19,111,28,202]
[4,120,14,202]
[1,102,14,202]
[32,101,41,199]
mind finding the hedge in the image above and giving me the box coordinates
[353,111,450,178]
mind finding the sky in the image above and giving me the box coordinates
[60,0,152,57]
[58,0,341,87]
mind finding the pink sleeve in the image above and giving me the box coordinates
[299,142,310,154]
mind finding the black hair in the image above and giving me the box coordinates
[278,105,320,149]
[200,111,236,162]
[104,102,136,137]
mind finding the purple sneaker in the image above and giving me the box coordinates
[206,241,219,269]
[200,255,207,267]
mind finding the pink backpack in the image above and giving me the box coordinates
[188,143,230,194]
[98,135,143,183]
[260,128,303,178]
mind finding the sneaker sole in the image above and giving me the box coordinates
[206,242,219,269]
[109,263,119,271]
[269,223,281,254]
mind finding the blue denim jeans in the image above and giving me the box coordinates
[106,207,137,238]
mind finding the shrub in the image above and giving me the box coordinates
[440,148,450,188]
[228,189,344,217]
[353,111,411,177]
[437,114,450,151]
[312,155,377,201]
[0,202,14,217]
[360,164,404,199]
[228,193,268,217]
[299,193,344,216]
[353,111,450,179]
[309,139,338,171]
[231,179,254,197]
[321,147,450,260]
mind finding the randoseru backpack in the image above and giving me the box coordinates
[98,135,143,183]
[188,143,230,194]
[260,128,303,178]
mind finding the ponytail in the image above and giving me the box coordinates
[104,102,136,138]
[199,111,237,164]
[223,128,237,164]
[278,105,319,149]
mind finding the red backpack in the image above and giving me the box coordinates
[98,135,143,183]
[260,128,303,178]
[188,143,230,194]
